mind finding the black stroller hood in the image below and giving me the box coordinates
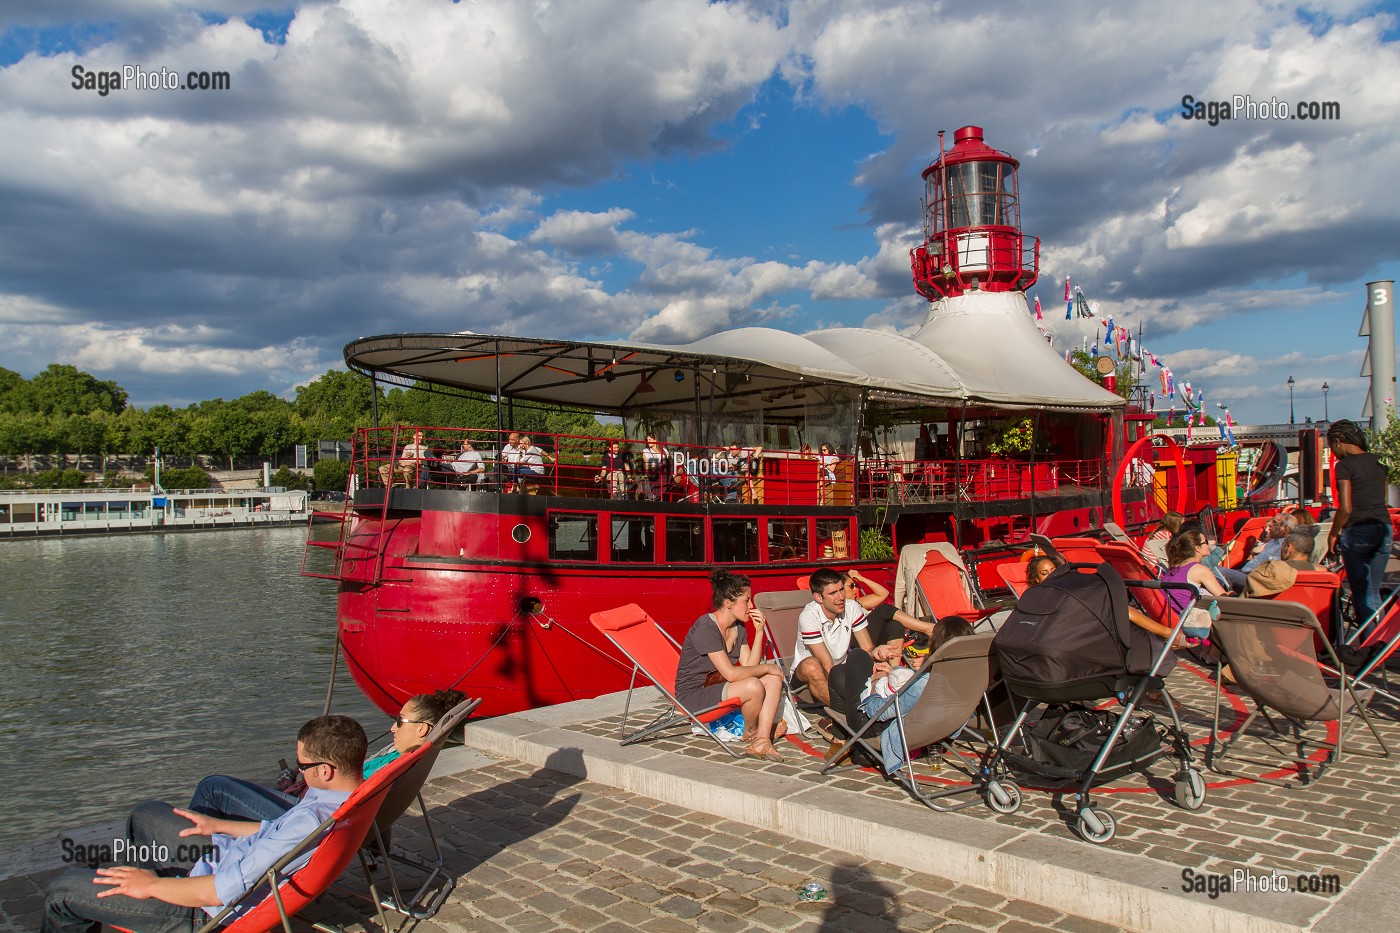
[995,562,1160,700]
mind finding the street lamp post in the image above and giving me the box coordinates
[1322,381,1330,423]
[1287,376,1296,424]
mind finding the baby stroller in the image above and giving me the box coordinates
[981,562,1207,843]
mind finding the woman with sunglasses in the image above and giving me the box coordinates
[186,689,466,823]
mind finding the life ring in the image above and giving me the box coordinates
[1113,433,1188,528]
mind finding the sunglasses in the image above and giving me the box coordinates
[296,760,332,772]
[393,714,429,727]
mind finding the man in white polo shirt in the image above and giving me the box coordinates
[793,568,898,708]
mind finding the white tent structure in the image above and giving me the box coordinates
[344,291,1122,416]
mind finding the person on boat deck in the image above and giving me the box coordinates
[450,438,486,488]
[41,715,367,933]
[497,432,522,486]
[713,444,741,502]
[639,435,668,500]
[596,440,633,498]
[186,690,464,824]
[512,435,553,492]
[1327,419,1393,630]
[674,569,787,761]
[817,443,839,505]
[793,569,901,711]
[856,616,975,776]
[378,429,435,488]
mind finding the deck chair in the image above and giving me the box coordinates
[753,588,813,680]
[1268,570,1341,650]
[1093,542,1176,627]
[350,696,482,926]
[819,633,999,811]
[996,562,1030,598]
[1101,522,1135,547]
[1030,534,1104,566]
[753,588,823,732]
[589,603,744,757]
[1208,596,1389,786]
[190,742,435,933]
[902,543,996,628]
[1222,516,1270,570]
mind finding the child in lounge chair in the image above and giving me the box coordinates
[857,617,975,775]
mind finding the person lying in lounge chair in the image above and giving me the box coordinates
[42,715,366,933]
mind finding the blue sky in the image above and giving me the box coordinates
[0,0,1397,427]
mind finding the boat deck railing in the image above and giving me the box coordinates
[355,426,1105,508]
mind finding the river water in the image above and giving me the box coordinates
[0,525,383,851]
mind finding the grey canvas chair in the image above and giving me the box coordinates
[1209,596,1388,786]
[820,632,999,811]
[753,588,813,682]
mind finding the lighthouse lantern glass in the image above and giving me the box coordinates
[945,161,1013,230]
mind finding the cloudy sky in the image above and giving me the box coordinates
[1,0,1397,425]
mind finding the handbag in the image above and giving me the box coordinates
[703,671,725,687]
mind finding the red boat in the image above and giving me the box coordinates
[303,127,1224,718]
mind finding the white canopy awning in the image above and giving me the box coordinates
[344,291,1123,413]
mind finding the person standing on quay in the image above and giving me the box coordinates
[1327,420,1393,632]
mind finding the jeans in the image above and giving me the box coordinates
[42,801,211,933]
[1341,522,1393,630]
[859,674,930,775]
[189,774,298,823]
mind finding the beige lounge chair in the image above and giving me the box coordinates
[820,632,999,811]
[1209,596,1389,786]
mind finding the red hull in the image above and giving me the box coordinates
[333,504,892,717]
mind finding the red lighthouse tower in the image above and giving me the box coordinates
[910,126,1039,301]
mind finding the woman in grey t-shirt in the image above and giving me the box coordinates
[674,569,788,760]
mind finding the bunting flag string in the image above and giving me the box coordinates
[1032,274,1236,446]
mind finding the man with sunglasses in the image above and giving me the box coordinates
[42,714,367,933]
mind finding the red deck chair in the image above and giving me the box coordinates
[1027,533,1102,567]
[177,742,434,933]
[1094,542,1174,624]
[589,603,745,757]
[996,562,1030,598]
[1268,570,1342,651]
[912,548,995,625]
[1222,516,1270,570]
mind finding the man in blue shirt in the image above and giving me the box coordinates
[1241,513,1297,573]
[41,715,367,933]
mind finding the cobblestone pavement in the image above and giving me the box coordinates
[0,757,1121,933]
[571,654,1400,903]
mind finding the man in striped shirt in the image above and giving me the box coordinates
[792,568,899,708]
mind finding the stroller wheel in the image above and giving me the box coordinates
[1075,806,1116,844]
[1173,768,1206,811]
[985,779,1022,815]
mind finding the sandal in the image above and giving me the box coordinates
[746,738,785,762]
[772,719,788,741]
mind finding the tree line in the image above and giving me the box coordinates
[0,363,609,474]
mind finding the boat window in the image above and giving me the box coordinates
[816,519,852,559]
[713,518,759,564]
[665,517,705,563]
[548,513,597,561]
[610,515,655,563]
[767,519,809,562]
